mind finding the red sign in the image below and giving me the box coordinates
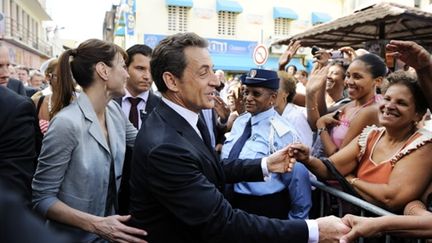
[253,44,269,66]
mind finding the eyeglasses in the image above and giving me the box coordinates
[48,73,57,79]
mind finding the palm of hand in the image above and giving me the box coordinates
[306,67,328,93]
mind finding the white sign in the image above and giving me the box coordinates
[253,44,269,66]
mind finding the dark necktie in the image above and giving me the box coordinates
[228,118,252,159]
[197,116,213,151]
[128,97,142,129]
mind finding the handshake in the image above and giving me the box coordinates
[316,214,376,243]
[266,145,387,242]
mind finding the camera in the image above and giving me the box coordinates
[311,46,320,56]
[330,50,344,59]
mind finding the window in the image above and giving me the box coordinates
[274,18,291,36]
[167,6,188,32]
[218,11,236,36]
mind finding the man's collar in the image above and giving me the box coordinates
[122,89,149,102]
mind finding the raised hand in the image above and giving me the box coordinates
[278,40,301,71]
[339,46,357,62]
[91,215,148,243]
[386,40,432,70]
[306,63,329,95]
[313,49,331,67]
[316,215,351,242]
[213,96,230,123]
[233,84,245,114]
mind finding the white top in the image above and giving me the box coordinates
[281,103,313,147]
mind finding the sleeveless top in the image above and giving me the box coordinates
[36,95,50,134]
[356,125,432,184]
[330,95,381,148]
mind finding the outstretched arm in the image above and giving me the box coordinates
[340,214,432,242]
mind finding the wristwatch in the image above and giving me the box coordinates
[317,127,327,135]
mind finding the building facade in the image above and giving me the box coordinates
[105,0,432,73]
[106,0,347,73]
[0,0,53,68]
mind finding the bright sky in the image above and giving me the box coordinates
[45,0,120,42]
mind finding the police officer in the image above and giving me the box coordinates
[221,68,312,219]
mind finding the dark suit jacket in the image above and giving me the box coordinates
[0,182,71,243]
[25,86,39,97]
[129,101,308,243]
[0,86,36,206]
[114,91,161,214]
[6,78,26,96]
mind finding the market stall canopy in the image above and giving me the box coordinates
[272,2,432,50]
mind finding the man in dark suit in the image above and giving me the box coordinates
[6,78,27,96]
[114,44,160,129]
[0,86,37,206]
[129,32,349,242]
[114,44,161,214]
[0,182,71,243]
[0,45,26,96]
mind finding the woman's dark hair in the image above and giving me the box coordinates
[386,70,428,116]
[285,64,297,74]
[353,53,387,78]
[150,32,208,93]
[51,39,126,118]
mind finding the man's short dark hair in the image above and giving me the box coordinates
[150,32,208,93]
[126,44,153,67]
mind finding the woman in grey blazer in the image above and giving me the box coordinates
[32,39,147,243]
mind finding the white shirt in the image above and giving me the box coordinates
[281,103,313,147]
[121,89,150,129]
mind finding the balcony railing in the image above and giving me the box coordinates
[1,16,52,57]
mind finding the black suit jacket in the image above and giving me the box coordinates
[0,87,36,206]
[6,78,26,96]
[0,182,71,243]
[129,101,308,243]
[114,91,161,214]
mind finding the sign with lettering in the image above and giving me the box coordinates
[144,34,257,56]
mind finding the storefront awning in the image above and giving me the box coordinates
[273,7,298,20]
[216,0,243,13]
[165,0,193,7]
[311,12,332,25]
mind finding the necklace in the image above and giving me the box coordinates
[48,95,52,113]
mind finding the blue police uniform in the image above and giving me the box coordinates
[221,69,312,219]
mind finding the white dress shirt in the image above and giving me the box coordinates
[121,89,150,128]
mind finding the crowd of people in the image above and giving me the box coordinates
[1,32,432,243]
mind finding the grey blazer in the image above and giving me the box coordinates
[32,93,137,242]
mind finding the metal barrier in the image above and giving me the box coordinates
[312,180,424,243]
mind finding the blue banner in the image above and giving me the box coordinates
[125,0,136,36]
[143,34,257,56]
